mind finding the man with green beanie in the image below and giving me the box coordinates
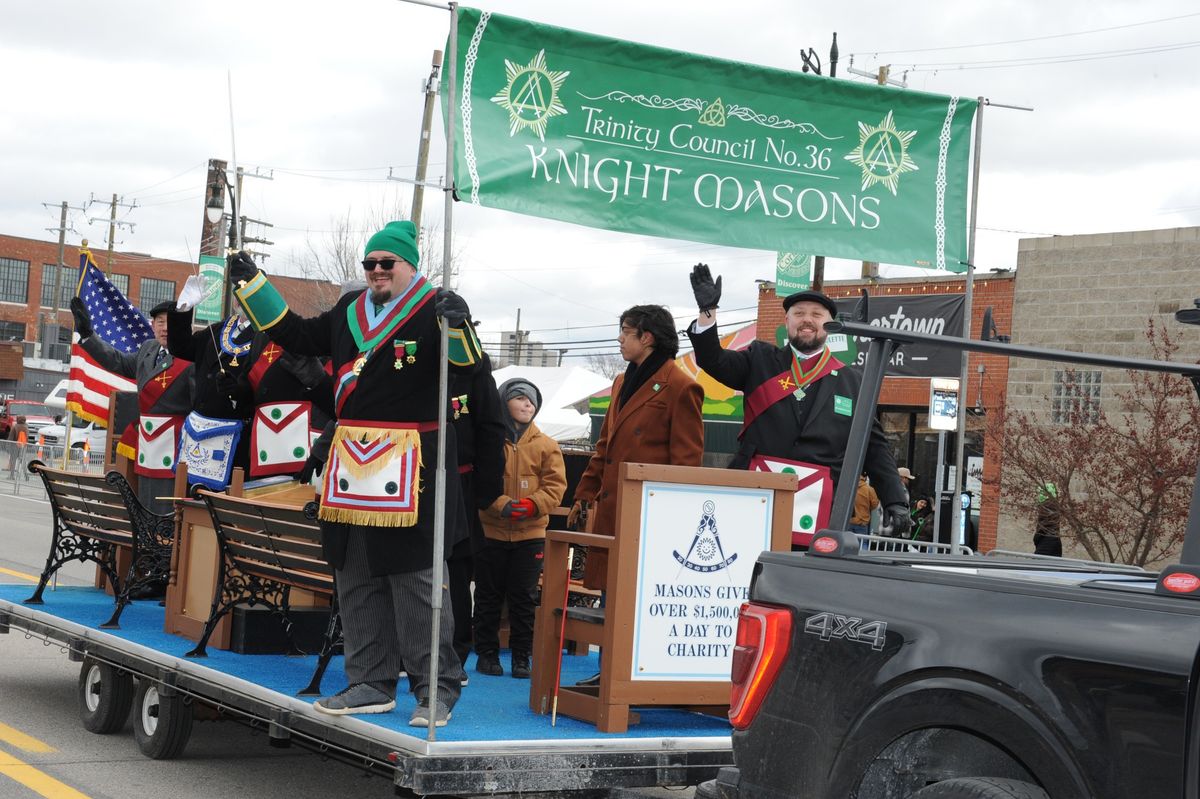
[229,219,482,727]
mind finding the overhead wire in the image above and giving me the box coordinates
[849,10,1200,57]
[904,39,1200,71]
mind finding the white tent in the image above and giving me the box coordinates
[490,364,611,442]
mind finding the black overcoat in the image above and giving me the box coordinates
[688,323,906,509]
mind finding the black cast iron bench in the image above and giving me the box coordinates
[26,460,173,629]
[186,489,341,697]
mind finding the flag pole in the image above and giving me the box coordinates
[950,98,984,542]
[426,0,458,743]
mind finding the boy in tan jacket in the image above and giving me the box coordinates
[474,378,566,678]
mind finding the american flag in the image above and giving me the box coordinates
[66,249,154,424]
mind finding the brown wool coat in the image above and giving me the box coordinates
[480,421,567,543]
[576,359,704,588]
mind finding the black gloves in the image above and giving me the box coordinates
[228,251,259,286]
[297,453,323,485]
[882,503,912,537]
[690,263,722,312]
[216,370,241,401]
[278,352,328,390]
[435,288,470,326]
[70,297,93,340]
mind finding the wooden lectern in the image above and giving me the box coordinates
[530,462,796,732]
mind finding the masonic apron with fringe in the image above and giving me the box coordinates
[319,420,432,526]
[178,412,243,490]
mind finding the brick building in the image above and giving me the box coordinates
[756,272,1016,552]
[0,233,336,356]
[0,233,337,403]
[997,226,1200,560]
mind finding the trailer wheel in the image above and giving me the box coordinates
[132,679,193,759]
[77,657,134,734]
[912,777,1049,799]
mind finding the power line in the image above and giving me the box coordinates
[905,39,1200,71]
[850,11,1200,56]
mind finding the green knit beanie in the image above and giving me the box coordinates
[364,220,419,268]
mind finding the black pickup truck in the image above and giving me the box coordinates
[702,318,1200,799]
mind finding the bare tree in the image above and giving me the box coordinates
[289,198,461,311]
[584,352,626,380]
[988,320,1200,566]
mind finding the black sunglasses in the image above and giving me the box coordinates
[361,258,402,271]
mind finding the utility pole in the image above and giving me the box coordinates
[234,166,274,260]
[411,50,442,235]
[808,32,837,292]
[87,193,137,277]
[41,200,85,360]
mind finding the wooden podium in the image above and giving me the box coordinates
[529,463,796,732]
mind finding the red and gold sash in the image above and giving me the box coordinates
[741,347,844,437]
[247,341,286,393]
[116,357,191,462]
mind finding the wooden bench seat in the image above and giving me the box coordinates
[187,489,340,696]
[26,460,173,629]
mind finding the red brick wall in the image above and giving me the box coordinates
[0,234,335,341]
[757,275,1014,552]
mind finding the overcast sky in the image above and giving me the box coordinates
[4,1,1198,358]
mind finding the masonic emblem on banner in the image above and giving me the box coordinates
[843,110,919,195]
[491,49,570,140]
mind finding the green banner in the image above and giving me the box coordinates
[775,252,812,295]
[446,9,976,270]
[195,255,226,323]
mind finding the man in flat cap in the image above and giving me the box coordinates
[229,220,480,728]
[71,296,193,513]
[686,264,908,540]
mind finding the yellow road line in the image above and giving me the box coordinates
[0,722,55,754]
[0,566,40,583]
[0,744,92,799]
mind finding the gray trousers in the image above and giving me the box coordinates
[336,528,462,707]
[137,475,175,516]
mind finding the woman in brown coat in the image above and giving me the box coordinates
[569,305,705,590]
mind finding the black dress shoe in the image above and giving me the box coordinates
[129,582,166,600]
[476,652,503,676]
[511,655,531,679]
[575,671,601,687]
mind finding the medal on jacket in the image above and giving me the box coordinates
[352,355,367,376]
[451,393,469,419]
[393,339,418,370]
[788,348,832,402]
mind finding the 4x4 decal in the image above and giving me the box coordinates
[804,612,887,651]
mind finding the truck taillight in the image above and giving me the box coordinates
[728,601,791,730]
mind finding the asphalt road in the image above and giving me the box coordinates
[0,486,393,799]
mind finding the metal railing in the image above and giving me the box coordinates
[857,533,974,556]
[0,438,104,497]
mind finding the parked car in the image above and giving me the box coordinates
[37,417,107,454]
[0,400,56,438]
